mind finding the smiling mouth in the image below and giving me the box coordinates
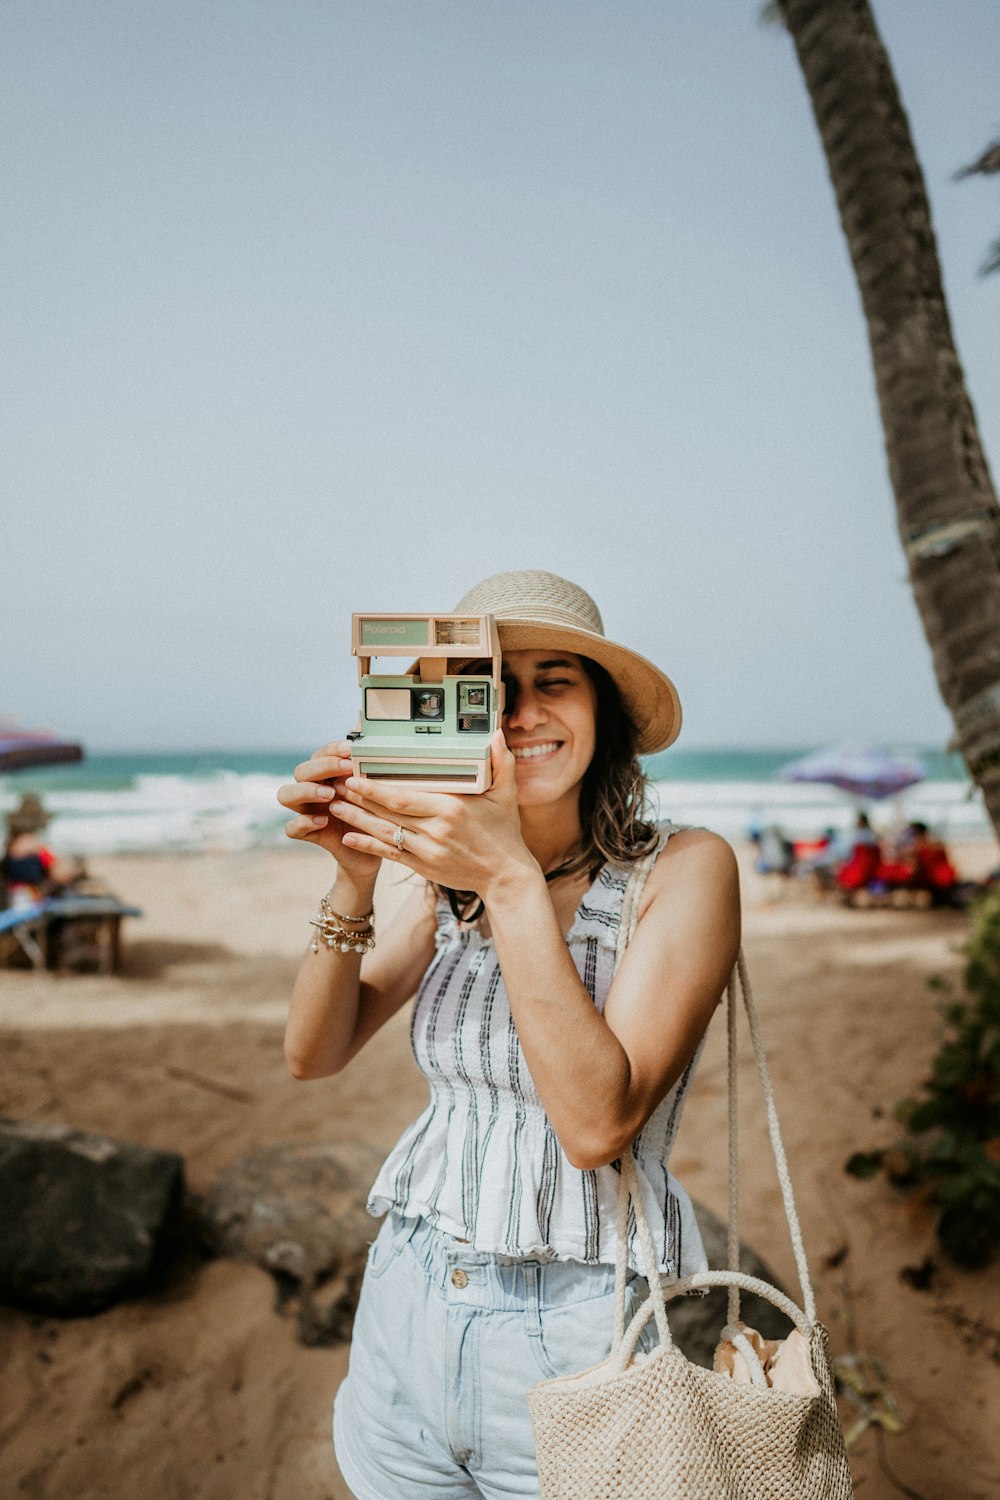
[510,741,561,762]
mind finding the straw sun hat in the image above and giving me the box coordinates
[5,794,53,837]
[453,570,681,754]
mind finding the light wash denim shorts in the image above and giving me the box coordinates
[333,1210,656,1500]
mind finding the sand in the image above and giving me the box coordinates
[3,841,1000,1500]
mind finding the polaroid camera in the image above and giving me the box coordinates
[349,613,504,793]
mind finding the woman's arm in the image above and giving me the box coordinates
[283,875,437,1079]
[483,828,740,1169]
[278,739,438,1080]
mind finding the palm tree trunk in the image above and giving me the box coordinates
[776,0,1000,837]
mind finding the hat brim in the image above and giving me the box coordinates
[484,619,681,754]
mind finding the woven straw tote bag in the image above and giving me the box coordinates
[526,848,853,1499]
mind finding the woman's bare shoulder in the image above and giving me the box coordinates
[639,826,740,915]
[661,824,737,865]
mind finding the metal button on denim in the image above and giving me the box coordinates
[450,1269,468,1288]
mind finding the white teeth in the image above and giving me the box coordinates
[511,743,559,760]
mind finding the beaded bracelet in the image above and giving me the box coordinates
[308,893,376,954]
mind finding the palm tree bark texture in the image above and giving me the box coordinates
[776,0,1000,836]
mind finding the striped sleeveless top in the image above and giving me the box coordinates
[367,821,710,1276]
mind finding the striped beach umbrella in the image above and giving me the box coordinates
[777,745,926,802]
[0,722,84,773]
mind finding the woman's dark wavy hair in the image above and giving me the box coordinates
[440,657,658,924]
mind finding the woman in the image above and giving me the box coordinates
[278,570,740,1500]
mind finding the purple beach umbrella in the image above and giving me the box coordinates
[0,721,84,774]
[777,745,926,802]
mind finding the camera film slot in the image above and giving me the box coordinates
[356,761,479,784]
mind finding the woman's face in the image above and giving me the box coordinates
[500,650,597,807]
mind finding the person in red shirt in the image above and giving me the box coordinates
[836,813,881,893]
[904,821,958,901]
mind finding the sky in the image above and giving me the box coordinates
[3,0,998,752]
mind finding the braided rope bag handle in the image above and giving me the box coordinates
[610,842,817,1375]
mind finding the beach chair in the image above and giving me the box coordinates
[0,899,50,968]
[0,893,142,974]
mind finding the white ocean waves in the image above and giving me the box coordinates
[1,772,288,855]
[1,767,991,857]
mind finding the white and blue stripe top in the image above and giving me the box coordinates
[367,820,710,1277]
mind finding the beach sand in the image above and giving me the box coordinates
[3,841,1000,1500]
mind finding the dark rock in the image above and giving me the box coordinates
[199,1140,384,1346]
[667,1199,794,1367]
[0,1117,185,1315]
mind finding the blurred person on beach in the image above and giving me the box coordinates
[835,812,883,896]
[749,823,794,876]
[278,570,740,1499]
[799,824,851,896]
[850,811,878,850]
[1,794,84,909]
[897,820,958,904]
[835,815,965,908]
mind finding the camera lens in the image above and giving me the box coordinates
[415,690,443,719]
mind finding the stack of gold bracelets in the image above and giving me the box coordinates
[309,892,376,954]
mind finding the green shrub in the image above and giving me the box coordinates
[845,886,1000,1267]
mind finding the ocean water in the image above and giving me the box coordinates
[0,746,990,856]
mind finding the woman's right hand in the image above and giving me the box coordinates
[277,740,382,882]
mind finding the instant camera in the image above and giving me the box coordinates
[348,613,504,793]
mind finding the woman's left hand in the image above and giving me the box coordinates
[327,731,536,896]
